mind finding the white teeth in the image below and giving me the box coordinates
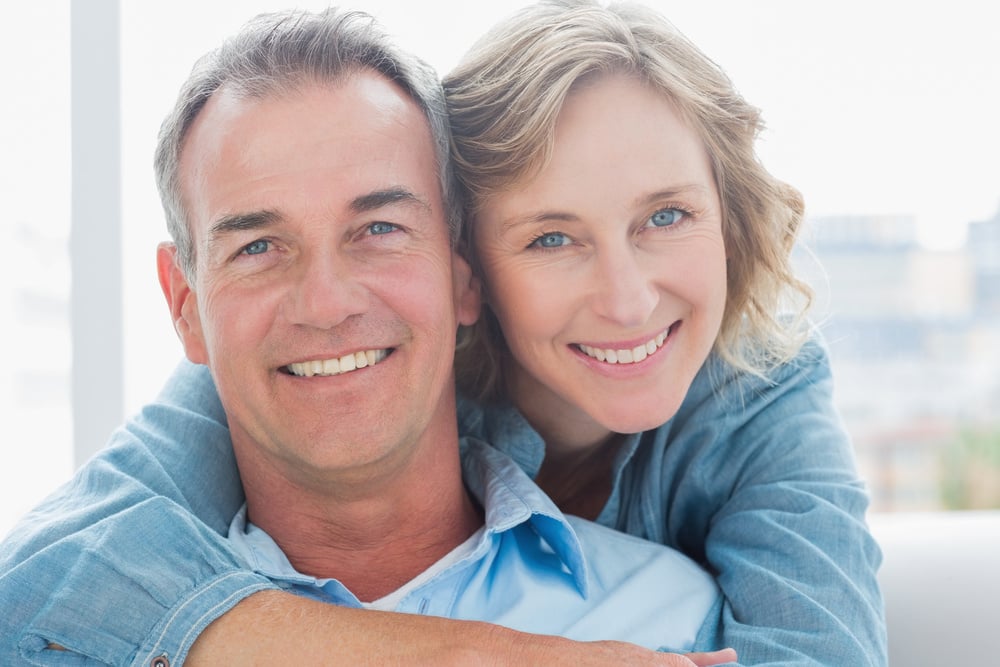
[579,329,670,366]
[286,349,388,377]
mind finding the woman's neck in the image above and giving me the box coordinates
[507,364,620,520]
[533,431,624,521]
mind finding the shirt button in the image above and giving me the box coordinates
[151,656,169,667]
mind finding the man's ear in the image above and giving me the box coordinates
[451,250,482,327]
[157,242,208,364]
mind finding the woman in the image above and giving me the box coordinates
[3,1,884,665]
[443,3,884,663]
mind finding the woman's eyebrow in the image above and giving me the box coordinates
[632,185,711,208]
[499,210,579,234]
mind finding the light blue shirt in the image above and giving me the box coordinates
[225,440,722,652]
[0,334,886,666]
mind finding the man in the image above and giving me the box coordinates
[1,9,730,666]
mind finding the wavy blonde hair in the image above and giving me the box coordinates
[445,0,812,403]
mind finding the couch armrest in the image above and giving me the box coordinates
[869,510,1000,667]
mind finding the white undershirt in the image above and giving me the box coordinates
[363,526,486,611]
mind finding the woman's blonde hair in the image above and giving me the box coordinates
[445,0,812,403]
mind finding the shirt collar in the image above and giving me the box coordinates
[457,395,548,478]
[228,438,591,596]
[461,437,589,594]
[458,395,645,532]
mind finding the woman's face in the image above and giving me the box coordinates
[473,73,727,441]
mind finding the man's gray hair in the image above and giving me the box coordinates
[154,7,460,280]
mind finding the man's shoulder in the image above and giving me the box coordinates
[565,514,714,582]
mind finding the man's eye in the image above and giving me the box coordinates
[368,222,398,235]
[528,232,570,249]
[241,239,270,255]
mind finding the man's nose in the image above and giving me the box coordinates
[283,252,368,329]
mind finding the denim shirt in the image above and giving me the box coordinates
[225,439,723,653]
[459,336,887,665]
[0,334,886,666]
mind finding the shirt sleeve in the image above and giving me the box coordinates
[666,336,888,665]
[0,359,270,666]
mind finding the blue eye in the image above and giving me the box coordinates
[368,221,398,235]
[648,208,685,228]
[242,239,270,255]
[529,232,570,249]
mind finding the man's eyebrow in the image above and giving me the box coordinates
[204,188,429,243]
[208,210,281,238]
[350,187,431,214]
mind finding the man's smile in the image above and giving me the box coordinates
[284,348,391,377]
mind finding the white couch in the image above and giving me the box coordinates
[869,511,1000,666]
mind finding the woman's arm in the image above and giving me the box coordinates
[664,336,887,665]
[0,359,264,664]
[188,590,733,667]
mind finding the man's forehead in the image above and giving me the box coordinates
[188,70,424,146]
[178,71,442,235]
[180,72,432,169]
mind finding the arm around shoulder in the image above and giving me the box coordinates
[677,334,887,665]
[188,590,721,667]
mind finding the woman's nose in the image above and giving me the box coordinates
[589,246,659,328]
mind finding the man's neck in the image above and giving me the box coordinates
[238,440,483,602]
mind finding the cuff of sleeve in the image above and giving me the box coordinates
[132,570,278,667]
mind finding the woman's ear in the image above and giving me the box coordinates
[156,242,208,364]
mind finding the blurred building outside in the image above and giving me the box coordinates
[796,207,1000,512]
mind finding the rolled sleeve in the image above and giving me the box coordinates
[1,360,256,666]
[5,498,277,666]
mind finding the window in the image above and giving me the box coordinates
[3,0,999,537]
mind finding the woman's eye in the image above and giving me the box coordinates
[647,208,686,228]
[368,221,398,236]
[241,239,270,256]
[529,232,570,249]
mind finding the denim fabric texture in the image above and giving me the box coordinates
[0,334,885,666]
[226,439,722,653]
[458,335,887,665]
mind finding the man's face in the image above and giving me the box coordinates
[159,73,479,491]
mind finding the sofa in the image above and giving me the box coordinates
[869,510,1000,666]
